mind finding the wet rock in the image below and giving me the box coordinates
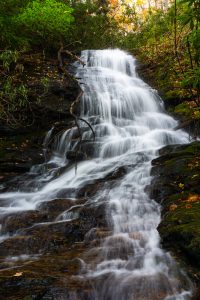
[0,275,54,300]
[191,287,200,300]
[104,166,127,181]
[150,141,200,203]
[48,79,80,102]
[0,162,32,173]
[1,199,88,234]
[77,182,104,199]
[80,141,102,158]
[79,202,107,228]
[150,141,200,284]
[0,56,91,299]
[66,141,102,161]
[70,126,91,140]
[0,201,107,257]
[93,272,181,300]
[1,210,48,235]
[0,132,45,193]
[0,199,86,236]
[0,247,95,299]
[66,150,86,161]
[84,227,111,244]
[56,188,77,198]
[0,221,80,256]
[77,166,127,198]
[37,198,75,215]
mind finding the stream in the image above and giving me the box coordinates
[0,49,194,299]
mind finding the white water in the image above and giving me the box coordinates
[0,49,193,299]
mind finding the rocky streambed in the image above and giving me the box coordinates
[0,140,200,299]
[0,51,200,299]
[0,165,125,299]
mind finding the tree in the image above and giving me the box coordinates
[15,0,74,49]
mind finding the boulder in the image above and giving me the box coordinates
[150,141,200,285]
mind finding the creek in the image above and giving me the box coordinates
[0,49,194,299]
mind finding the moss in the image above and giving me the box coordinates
[151,141,200,283]
[159,200,200,267]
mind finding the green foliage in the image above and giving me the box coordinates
[174,102,200,120]
[15,0,74,48]
[121,0,200,116]
[0,76,29,126]
[178,0,200,66]
[41,77,50,93]
[181,67,200,90]
[71,1,120,50]
[0,0,121,50]
[0,0,30,47]
[174,102,192,116]
[0,0,122,127]
[0,50,19,71]
[0,0,199,127]
[122,9,173,58]
[193,109,200,119]
[0,77,28,107]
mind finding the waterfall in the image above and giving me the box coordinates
[0,49,193,299]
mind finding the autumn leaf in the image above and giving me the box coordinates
[13,272,23,277]
[185,204,192,209]
[178,183,184,190]
[169,204,178,211]
[185,194,200,203]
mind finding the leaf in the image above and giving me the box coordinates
[185,204,192,209]
[169,204,178,211]
[13,272,23,277]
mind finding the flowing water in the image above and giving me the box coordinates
[0,49,194,299]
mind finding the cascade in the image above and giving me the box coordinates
[0,49,193,299]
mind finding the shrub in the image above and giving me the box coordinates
[15,0,74,49]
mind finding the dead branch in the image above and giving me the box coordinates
[57,44,85,83]
[45,88,95,172]
[79,117,95,141]
[69,89,95,173]
[62,49,85,67]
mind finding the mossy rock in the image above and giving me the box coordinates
[150,141,200,285]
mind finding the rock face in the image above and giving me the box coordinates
[150,141,200,292]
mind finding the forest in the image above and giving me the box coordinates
[0,1,200,300]
[0,0,199,129]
